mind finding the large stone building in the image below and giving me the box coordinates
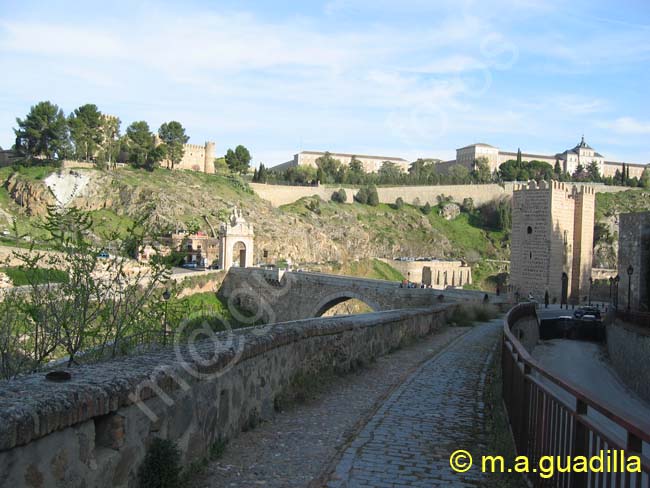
[270,150,410,173]
[510,181,595,303]
[153,135,216,173]
[438,137,647,178]
[618,212,650,311]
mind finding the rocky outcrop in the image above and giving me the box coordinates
[4,173,55,216]
[439,202,460,220]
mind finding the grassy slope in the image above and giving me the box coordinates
[281,198,508,262]
[595,189,650,220]
[332,258,405,281]
[2,167,648,290]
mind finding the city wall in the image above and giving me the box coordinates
[250,182,628,207]
[0,306,452,487]
[606,320,650,404]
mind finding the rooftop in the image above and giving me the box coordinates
[298,151,408,162]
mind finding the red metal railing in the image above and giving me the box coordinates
[502,303,650,487]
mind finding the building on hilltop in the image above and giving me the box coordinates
[270,151,410,173]
[435,137,647,178]
[510,180,595,304]
[153,135,216,174]
[618,212,650,312]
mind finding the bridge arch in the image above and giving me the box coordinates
[312,291,382,318]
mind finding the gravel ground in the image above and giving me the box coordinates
[189,326,470,488]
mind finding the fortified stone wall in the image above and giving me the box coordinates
[250,182,628,208]
[511,182,554,301]
[607,320,650,404]
[0,306,451,487]
[571,187,595,300]
[511,181,595,304]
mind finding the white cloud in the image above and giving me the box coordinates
[598,117,650,135]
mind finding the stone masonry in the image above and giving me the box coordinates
[510,181,594,304]
[618,212,650,311]
[0,306,452,487]
[218,267,503,324]
[327,320,501,487]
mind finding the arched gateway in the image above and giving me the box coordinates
[219,208,255,270]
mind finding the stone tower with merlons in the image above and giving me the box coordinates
[510,181,594,304]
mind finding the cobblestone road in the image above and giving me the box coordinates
[191,327,469,487]
[326,320,502,488]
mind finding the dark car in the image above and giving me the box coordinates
[573,306,601,320]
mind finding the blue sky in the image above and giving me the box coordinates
[1,0,649,165]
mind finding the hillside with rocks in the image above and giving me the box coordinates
[1,166,648,286]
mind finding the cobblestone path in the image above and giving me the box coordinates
[191,327,469,487]
[326,320,502,488]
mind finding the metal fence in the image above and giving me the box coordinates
[502,303,650,487]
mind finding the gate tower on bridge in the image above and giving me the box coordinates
[510,180,594,304]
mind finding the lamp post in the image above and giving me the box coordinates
[614,275,620,310]
[162,289,171,345]
[407,272,411,286]
[588,277,593,306]
[609,277,613,302]
[561,272,568,309]
[627,265,634,311]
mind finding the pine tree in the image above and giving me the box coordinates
[516,148,522,165]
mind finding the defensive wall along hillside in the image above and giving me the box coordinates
[250,182,628,207]
[0,306,453,487]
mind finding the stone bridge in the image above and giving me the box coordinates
[218,267,504,324]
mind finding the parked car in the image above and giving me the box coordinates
[98,251,110,259]
[573,306,601,320]
[182,262,198,269]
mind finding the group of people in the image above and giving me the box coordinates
[399,279,432,289]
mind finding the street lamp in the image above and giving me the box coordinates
[614,275,620,310]
[627,265,634,311]
[561,272,568,309]
[162,289,171,345]
[609,276,614,302]
[588,277,593,306]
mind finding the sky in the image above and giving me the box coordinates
[1,0,649,166]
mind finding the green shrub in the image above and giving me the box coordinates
[421,202,432,214]
[138,438,181,488]
[354,187,368,204]
[1,267,68,286]
[394,197,404,210]
[331,188,347,203]
[367,185,379,206]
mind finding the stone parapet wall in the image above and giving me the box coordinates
[0,306,451,487]
[606,320,650,404]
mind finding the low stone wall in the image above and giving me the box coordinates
[510,314,540,353]
[606,320,650,404]
[0,306,452,487]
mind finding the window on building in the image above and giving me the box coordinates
[527,226,533,234]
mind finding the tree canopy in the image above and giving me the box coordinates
[225,145,252,173]
[498,159,554,181]
[158,121,189,169]
[14,101,69,161]
[126,121,164,171]
[68,104,104,162]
